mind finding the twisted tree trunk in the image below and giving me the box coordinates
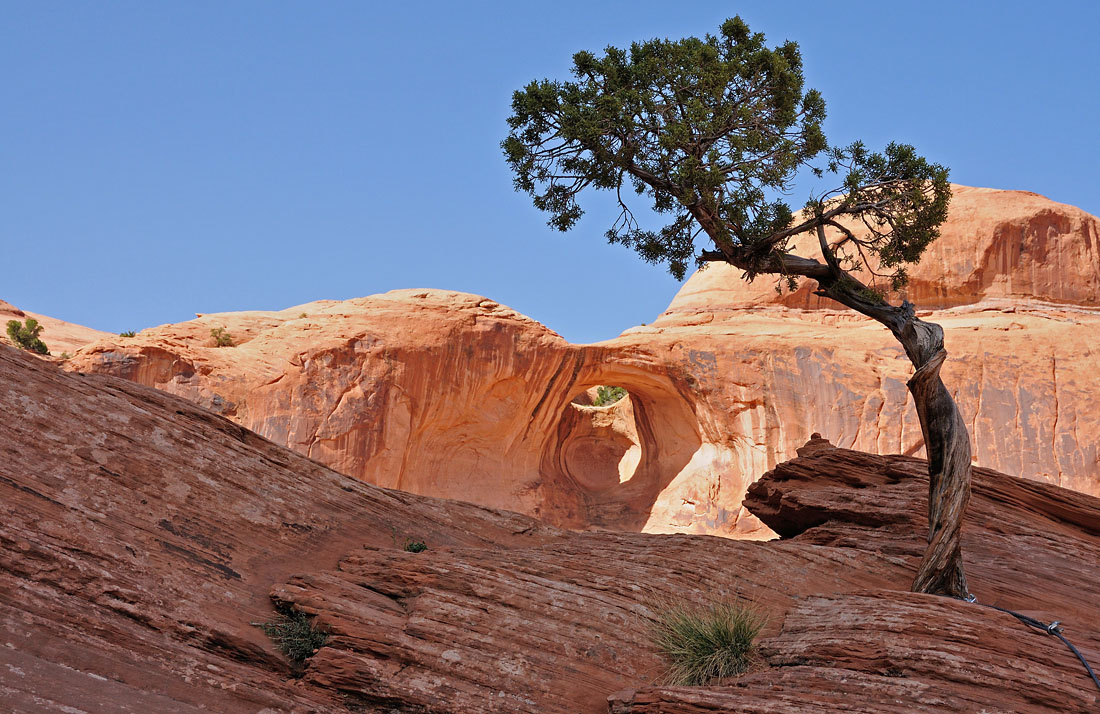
[809,220,971,597]
[820,290,972,597]
[905,346,971,595]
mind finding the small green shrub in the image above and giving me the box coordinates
[593,385,627,407]
[210,327,234,347]
[60,352,71,360]
[6,318,49,355]
[403,538,428,553]
[119,330,136,337]
[651,600,764,685]
[254,609,328,664]
[298,312,308,319]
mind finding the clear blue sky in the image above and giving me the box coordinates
[4,1,1098,343]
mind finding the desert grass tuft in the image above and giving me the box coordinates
[650,600,764,685]
[254,609,328,664]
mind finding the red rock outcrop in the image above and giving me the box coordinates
[0,344,554,713]
[3,348,1097,712]
[609,436,1100,712]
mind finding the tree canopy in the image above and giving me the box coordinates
[503,17,950,301]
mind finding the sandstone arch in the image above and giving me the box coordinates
[543,371,702,532]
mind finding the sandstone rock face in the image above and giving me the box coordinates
[64,291,722,533]
[631,299,1100,501]
[0,344,557,713]
[3,350,1097,712]
[63,185,1100,536]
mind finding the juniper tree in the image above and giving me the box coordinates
[504,17,969,597]
[6,318,49,355]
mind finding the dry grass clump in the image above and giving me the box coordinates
[210,326,234,347]
[254,609,328,664]
[650,600,764,685]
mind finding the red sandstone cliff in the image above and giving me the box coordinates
[2,346,1097,712]
[666,184,1100,312]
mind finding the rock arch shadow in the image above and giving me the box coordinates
[540,367,702,532]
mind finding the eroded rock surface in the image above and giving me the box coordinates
[0,345,555,713]
[665,184,1100,313]
[64,291,732,534]
[609,436,1100,712]
[3,350,1097,712]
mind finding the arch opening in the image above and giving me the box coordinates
[543,375,703,531]
[560,386,641,492]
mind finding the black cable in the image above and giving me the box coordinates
[963,595,1100,693]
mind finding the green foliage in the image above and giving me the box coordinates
[593,385,627,407]
[119,330,136,338]
[651,600,764,685]
[210,327,234,347]
[504,17,825,280]
[504,16,949,294]
[6,319,49,355]
[254,609,329,665]
[60,352,71,360]
[298,312,308,319]
[808,140,951,291]
[403,538,428,553]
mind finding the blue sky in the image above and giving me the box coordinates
[3,1,1098,343]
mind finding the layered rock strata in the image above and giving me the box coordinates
[2,348,1097,712]
[0,345,553,713]
[610,436,1100,712]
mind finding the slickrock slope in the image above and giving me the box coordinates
[62,185,1100,535]
[0,344,556,713]
[1,299,111,356]
[3,349,1097,712]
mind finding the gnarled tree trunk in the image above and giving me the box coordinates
[815,286,971,597]
[806,217,971,597]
